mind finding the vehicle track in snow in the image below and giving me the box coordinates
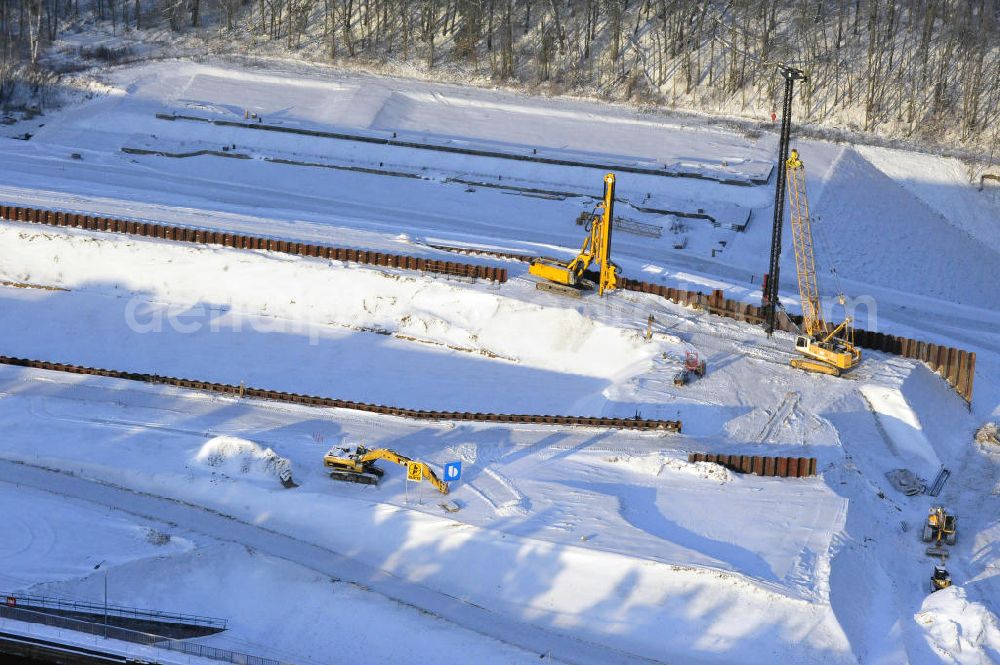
[756,392,802,443]
[0,458,666,665]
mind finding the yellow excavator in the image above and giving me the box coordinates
[922,506,958,557]
[323,445,449,495]
[784,149,861,376]
[529,173,620,297]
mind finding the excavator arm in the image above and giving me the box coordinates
[358,448,410,467]
[411,463,449,495]
[358,448,449,494]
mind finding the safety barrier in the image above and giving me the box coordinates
[0,605,289,665]
[2,593,226,631]
[0,205,507,284]
[688,453,817,477]
[0,356,681,432]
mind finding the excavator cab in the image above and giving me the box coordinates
[791,330,862,376]
[324,445,384,485]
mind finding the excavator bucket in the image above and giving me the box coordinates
[277,461,298,488]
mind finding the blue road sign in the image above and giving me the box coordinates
[443,461,462,482]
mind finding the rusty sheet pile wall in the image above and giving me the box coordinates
[0,205,507,284]
[621,280,975,403]
[688,453,817,478]
[0,204,974,403]
[0,356,682,431]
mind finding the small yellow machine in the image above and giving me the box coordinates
[784,150,861,376]
[931,562,952,593]
[323,445,449,495]
[529,173,620,297]
[922,506,957,557]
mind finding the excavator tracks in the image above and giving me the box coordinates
[790,358,842,376]
[328,470,380,486]
[535,281,585,298]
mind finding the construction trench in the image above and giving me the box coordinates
[0,203,976,406]
[153,112,772,186]
[0,356,682,432]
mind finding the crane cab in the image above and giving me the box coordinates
[791,334,861,376]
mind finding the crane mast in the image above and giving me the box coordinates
[763,66,807,335]
[528,173,620,297]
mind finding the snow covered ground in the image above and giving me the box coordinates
[0,59,998,665]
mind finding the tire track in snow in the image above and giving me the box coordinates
[0,458,666,665]
[756,392,801,443]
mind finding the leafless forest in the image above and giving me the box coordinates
[2,0,999,154]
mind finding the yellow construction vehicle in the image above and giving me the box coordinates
[784,149,861,376]
[922,506,957,557]
[323,445,449,495]
[930,563,953,592]
[529,173,620,297]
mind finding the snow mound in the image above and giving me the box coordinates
[975,422,999,447]
[0,226,670,381]
[662,457,733,482]
[915,586,1000,665]
[192,436,291,484]
[608,454,732,482]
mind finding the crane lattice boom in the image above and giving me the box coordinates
[785,150,825,337]
[782,149,861,376]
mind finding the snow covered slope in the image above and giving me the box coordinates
[0,58,997,665]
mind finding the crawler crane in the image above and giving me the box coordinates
[529,173,620,297]
[323,445,450,495]
[784,149,861,376]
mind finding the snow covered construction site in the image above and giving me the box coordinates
[0,60,998,665]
